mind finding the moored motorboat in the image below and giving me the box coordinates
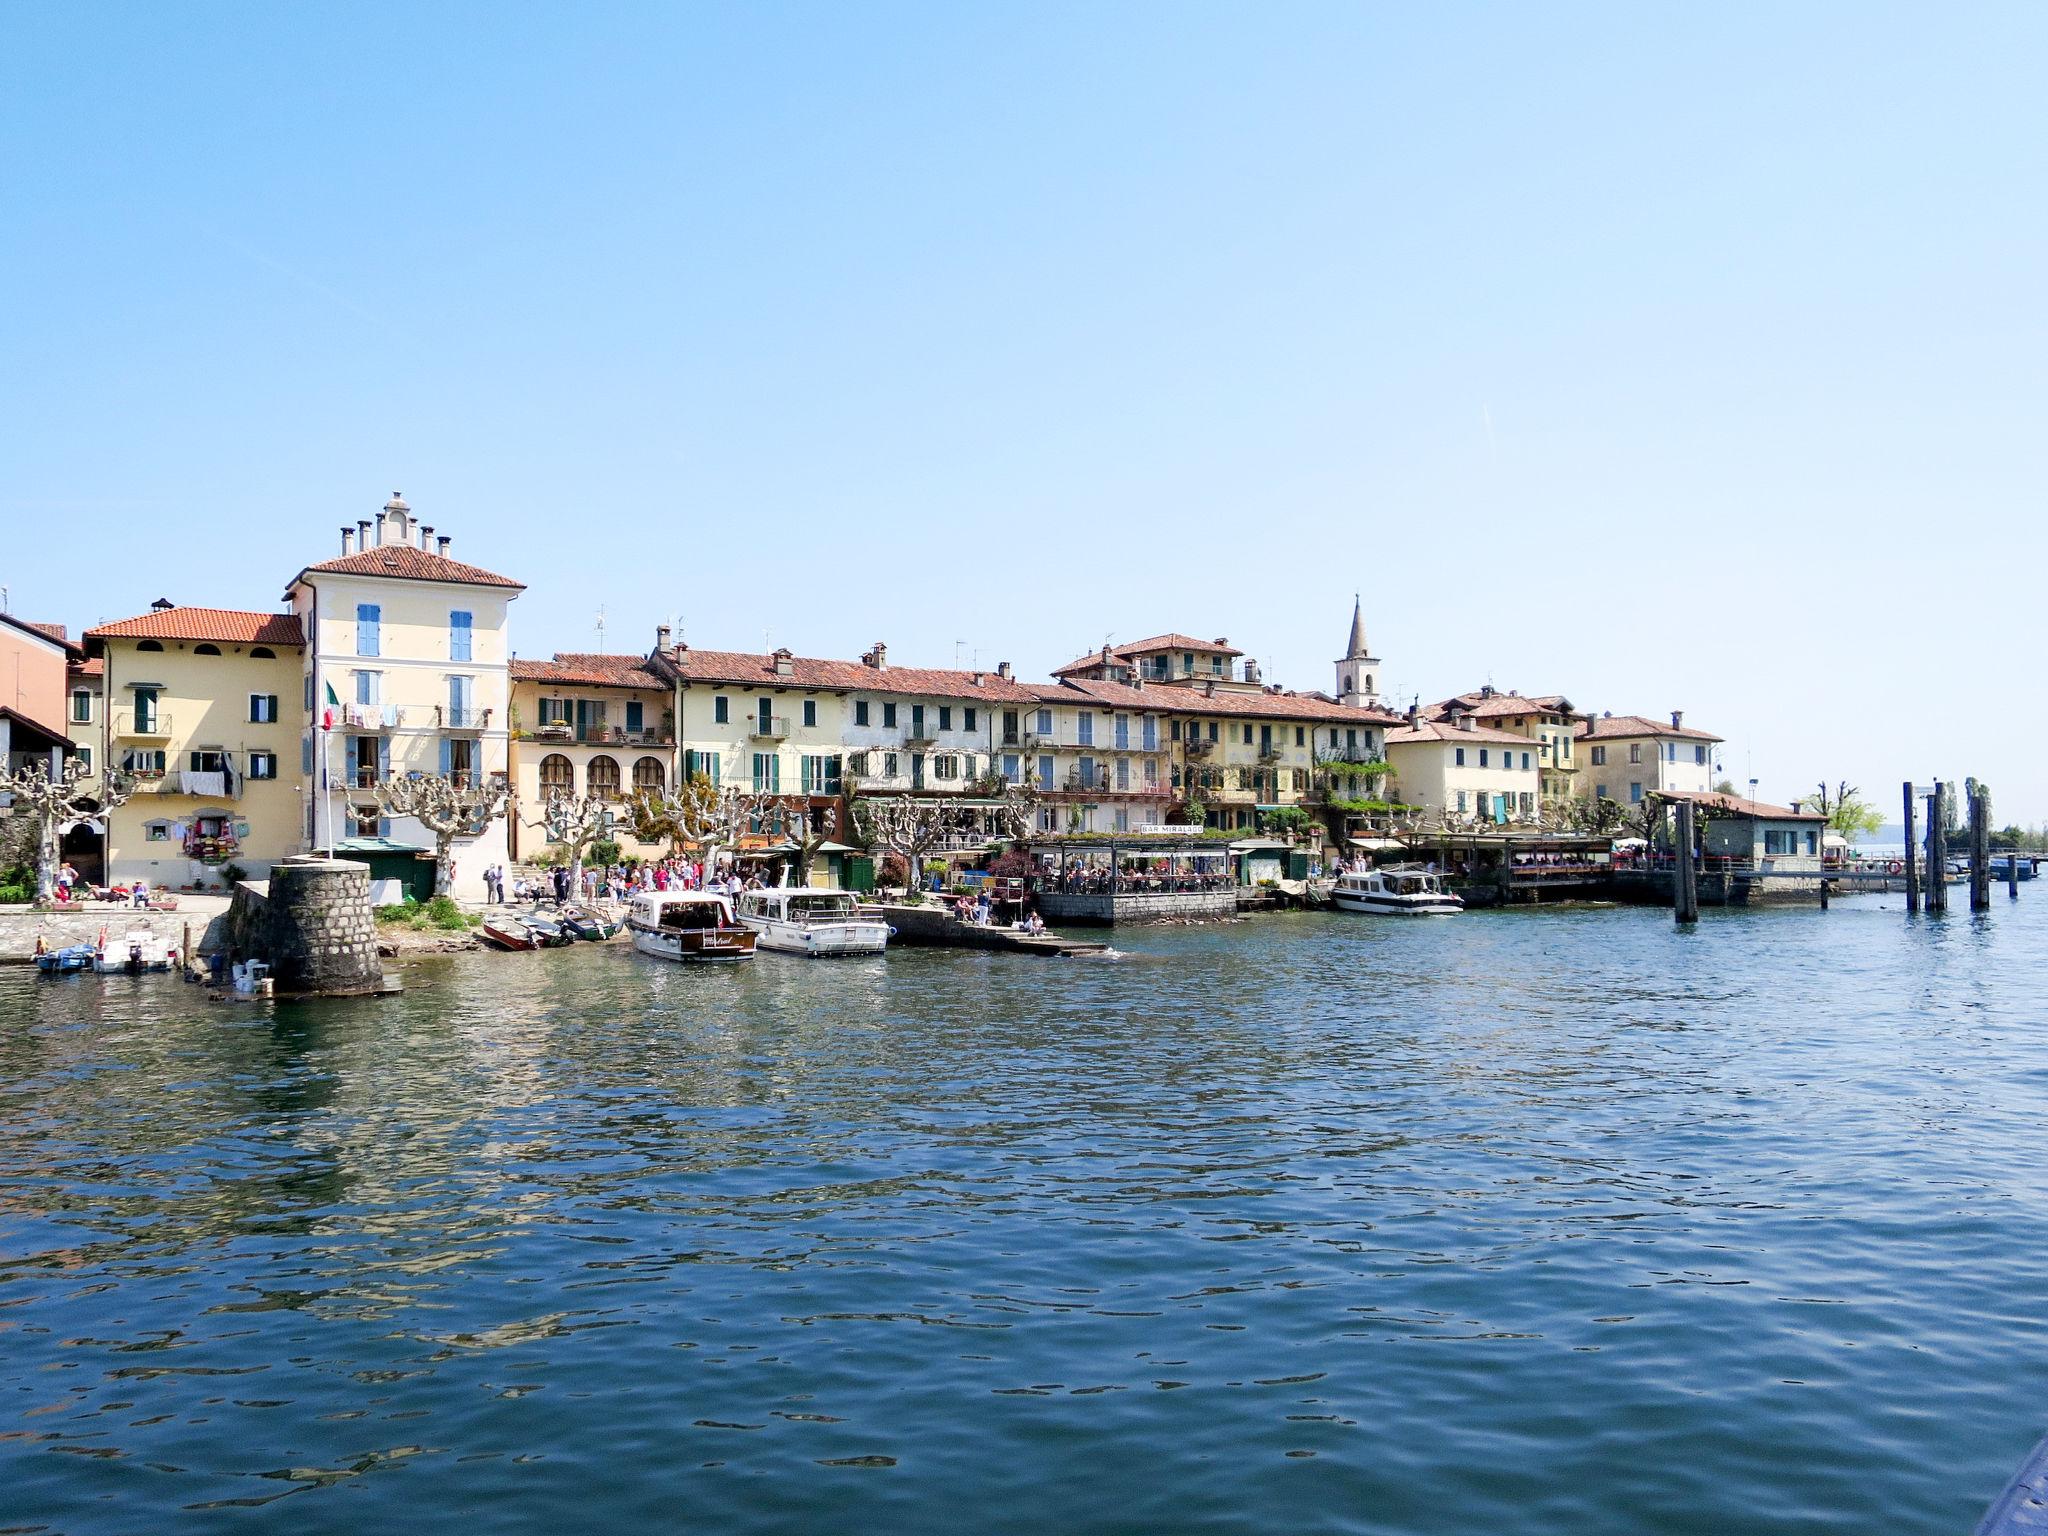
[559,907,624,941]
[480,917,541,951]
[1330,867,1464,916]
[736,887,889,957]
[627,891,756,963]
[33,942,98,975]
[522,913,576,947]
[93,925,179,972]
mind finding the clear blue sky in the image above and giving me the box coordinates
[5,4,2042,819]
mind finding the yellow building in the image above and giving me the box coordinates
[1384,714,1542,826]
[1422,689,1581,812]
[81,605,307,886]
[508,647,676,861]
[285,495,524,900]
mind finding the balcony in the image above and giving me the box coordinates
[902,732,937,749]
[114,711,173,740]
[438,706,491,731]
[1257,745,1284,763]
[749,716,792,741]
[1183,737,1215,758]
[338,704,404,732]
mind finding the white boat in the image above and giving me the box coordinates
[94,923,180,972]
[735,887,890,957]
[1330,867,1464,916]
[626,891,757,963]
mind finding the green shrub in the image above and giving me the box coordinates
[374,899,420,924]
[423,894,475,930]
[588,840,622,867]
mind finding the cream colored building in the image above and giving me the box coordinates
[1021,679,1172,834]
[1576,711,1723,807]
[285,494,523,900]
[1384,715,1543,826]
[1422,689,1581,813]
[81,605,307,885]
[508,648,676,861]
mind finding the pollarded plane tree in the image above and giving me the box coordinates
[0,759,135,903]
[359,772,511,896]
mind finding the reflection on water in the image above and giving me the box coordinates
[2,897,2045,1534]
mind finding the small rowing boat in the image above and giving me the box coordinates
[480,917,540,952]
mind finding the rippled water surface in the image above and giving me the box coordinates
[2,895,2044,1534]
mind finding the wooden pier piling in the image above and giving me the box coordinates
[1927,784,1949,915]
[2012,847,2023,900]
[1673,800,1699,924]
[1902,781,1920,914]
[1970,785,1992,912]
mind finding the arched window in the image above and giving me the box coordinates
[539,753,573,792]
[632,756,664,794]
[1364,674,1374,695]
[250,647,276,659]
[1342,673,1352,693]
[194,644,221,656]
[136,640,163,652]
[586,754,621,799]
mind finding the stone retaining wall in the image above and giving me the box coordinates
[1037,890,1238,926]
[0,898,232,963]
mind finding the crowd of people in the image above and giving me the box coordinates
[482,855,784,908]
[1044,863,1231,895]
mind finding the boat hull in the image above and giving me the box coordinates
[480,922,540,951]
[742,917,890,957]
[1330,891,1463,916]
[629,924,756,963]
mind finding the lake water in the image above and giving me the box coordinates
[1,894,2043,1534]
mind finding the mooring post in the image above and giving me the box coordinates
[1902,780,1920,913]
[1927,783,1949,915]
[1970,785,1992,912]
[1674,800,1699,924]
[2012,847,2022,900]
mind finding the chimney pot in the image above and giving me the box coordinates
[656,624,672,651]
[341,526,354,555]
[437,536,451,556]
[1670,709,1684,729]
[997,661,1012,680]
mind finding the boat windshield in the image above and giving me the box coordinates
[658,901,727,930]
[786,894,857,919]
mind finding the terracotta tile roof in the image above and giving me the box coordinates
[1386,719,1536,748]
[1664,789,1821,820]
[1575,713,1723,744]
[0,706,74,753]
[1152,684,1406,728]
[1033,677,1165,711]
[511,653,666,690]
[1050,647,1130,678]
[1423,689,1576,722]
[68,657,104,679]
[0,613,74,653]
[1116,632,1243,658]
[669,647,1044,703]
[293,544,523,590]
[85,607,305,646]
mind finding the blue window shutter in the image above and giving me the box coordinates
[379,816,391,838]
[450,611,472,661]
[357,603,380,656]
[345,737,359,778]
[439,737,452,776]
[378,739,390,781]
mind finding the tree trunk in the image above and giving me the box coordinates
[36,818,59,903]
[435,840,457,897]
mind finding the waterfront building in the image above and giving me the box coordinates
[508,643,677,862]
[1575,711,1722,805]
[284,495,523,901]
[1664,789,1828,872]
[1384,710,1543,825]
[80,605,307,885]
[1333,595,1385,709]
[654,640,1043,856]
[1422,688,1581,813]
[0,613,75,779]
[1021,678,1172,835]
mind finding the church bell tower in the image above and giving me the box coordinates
[1335,594,1381,708]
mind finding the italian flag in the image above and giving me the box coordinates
[322,679,339,731]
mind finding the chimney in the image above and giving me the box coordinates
[773,647,794,678]
[997,661,1012,680]
[1480,684,1495,697]
[1244,659,1261,684]
[420,524,434,552]
[656,624,672,652]
[341,526,355,555]
[862,642,887,670]
[1405,703,1419,727]
[358,518,372,549]
[437,536,451,557]
[1670,709,1684,729]
[150,597,175,612]
[1459,714,1475,731]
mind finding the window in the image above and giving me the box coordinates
[855,700,870,727]
[964,708,977,732]
[189,749,227,774]
[882,702,898,728]
[1295,726,1305,746]
[1143,717,1157,751]
[250,693,279,723]
[540,753,574,791]
[136,639,163,651]
[1695,745,1707,764]
[714,695,729,724]
[1077,714,1093,746]
[803,700,817,728]
[1629,782,1643,803]
[1035,709,1052,734]
[685,749,722,786]
[132,686,159,732]
[587,755,621,799]
[1002,754,1020,785]
[1765,829,1797,855]
[933,754,959,780]
[1077,756,1095,789]
[194,643,221,656]
[251,646,275,660]
[145,821,171,842]
[938,706,952,731]
[1115,758,1129,790]
[354,670,378,706]
[1591,745,1606,766]
[248,751,277,780]
[633,756,664,794]
[1479,750,1489,768]
[1522,753,1531,771]
[449,611,472,661]
[1038,754,1054,788]
[304,674,314,711]
[1595,782,1608,801]
[1628,743,1642,764]
[1455,790,1467,813]
[1115,714,1130,749]
[356,603,381,656]
[75,746,92,773]
[1242,724,1253,744]
[70,689,92,723]
[1455,747,1466,767]
[910,704,924,736]
[883,752,898,777]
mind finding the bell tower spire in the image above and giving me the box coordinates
[1335,593,1382,708]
